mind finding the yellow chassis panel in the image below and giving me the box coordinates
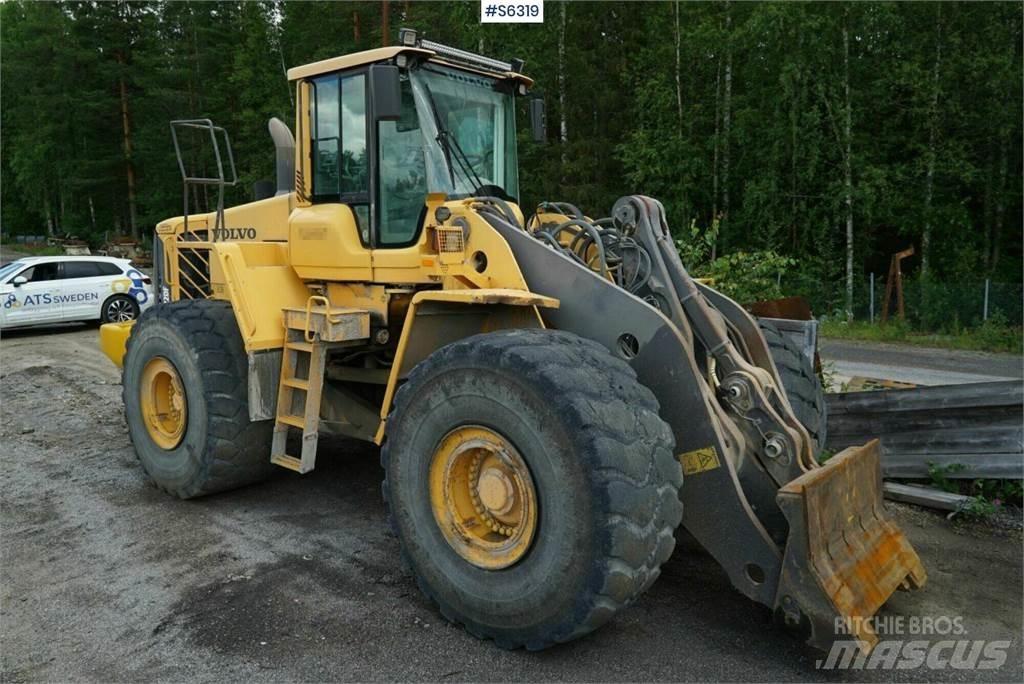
[208,242,311,351]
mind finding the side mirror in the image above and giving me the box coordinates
[12,275,27,287]
[369,64,402,121]
[530,98,546,143]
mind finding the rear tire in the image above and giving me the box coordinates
[122,300,273,499]
[382,328,683,649]
[758,320,828,451]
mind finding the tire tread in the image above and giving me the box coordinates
[758,320,828,449]
[123,300,272,499]
[381,328,683,649]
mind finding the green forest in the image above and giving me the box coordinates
[1,1,1021,328]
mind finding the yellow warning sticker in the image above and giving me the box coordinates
[678,446,721,475]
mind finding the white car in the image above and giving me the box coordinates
[0,256,154,330]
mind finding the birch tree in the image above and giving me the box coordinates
[720,0,733,259]
[558,1,568,173]
[920,4,942,276]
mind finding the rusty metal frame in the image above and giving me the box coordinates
[881,246,914,322]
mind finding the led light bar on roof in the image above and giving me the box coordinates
[419,38,515,74]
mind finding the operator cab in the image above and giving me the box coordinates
[287,30,535,250]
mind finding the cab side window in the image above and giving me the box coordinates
[312,78,340,197]
[312,73,368,201]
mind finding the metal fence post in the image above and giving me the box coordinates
[983,279,990,321]
[869,272,875,323]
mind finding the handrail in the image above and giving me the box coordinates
[304,295,331,343]
[169,118,238,244]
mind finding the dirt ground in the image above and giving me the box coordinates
[2,325,1021,682]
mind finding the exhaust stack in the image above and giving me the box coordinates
[268,117,295,197]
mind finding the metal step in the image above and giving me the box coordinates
[276,414,305,429]
[270,454,308,473]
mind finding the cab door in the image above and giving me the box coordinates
[288,71,374,281]
[376,75,428,248]
[370,72,431,283]
[1,261,62,326]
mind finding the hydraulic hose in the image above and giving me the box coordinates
[527,203,653,294]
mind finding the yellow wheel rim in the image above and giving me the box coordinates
[140,356,187,450]
[429,426,538,570]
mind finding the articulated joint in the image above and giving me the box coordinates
[718,371,804,479]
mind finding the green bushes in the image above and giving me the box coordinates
[819,318,1022,354]
[675,218,795,304]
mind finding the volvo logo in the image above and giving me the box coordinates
[211,227,257,241]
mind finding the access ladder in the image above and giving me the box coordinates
[270,298,370,473]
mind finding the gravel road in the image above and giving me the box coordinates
[821,339,1022,386]
[2,326,1022,682]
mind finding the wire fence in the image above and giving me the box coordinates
[784,272,1022,330]
[850,275,1023,329]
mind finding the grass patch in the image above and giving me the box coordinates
[820,319,1022,354]
[0,242,63,258]
[929,469,1022,523]
[892,465,1023,524]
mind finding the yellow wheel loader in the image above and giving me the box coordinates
[100,31,925,653]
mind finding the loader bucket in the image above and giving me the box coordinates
[775,440,927,652]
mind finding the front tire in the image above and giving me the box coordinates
[122,300,273,499]
[382,328,683,649]
[758,320,828,451]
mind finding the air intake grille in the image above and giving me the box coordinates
[436,226,466,254]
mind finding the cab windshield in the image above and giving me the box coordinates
[408,64,519,200]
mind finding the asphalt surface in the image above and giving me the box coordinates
[820,339,1022,386]
[2,326,1022,682]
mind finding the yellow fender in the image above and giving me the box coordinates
[373,288,559,444]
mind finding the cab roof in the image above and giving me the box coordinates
[287,46,428,81]
[286,45,532,86]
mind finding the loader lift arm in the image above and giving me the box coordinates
[477,195,926,652]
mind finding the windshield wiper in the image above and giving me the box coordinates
[443,129,486,194]
[421,83,486,195]
[421,83,456,187]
